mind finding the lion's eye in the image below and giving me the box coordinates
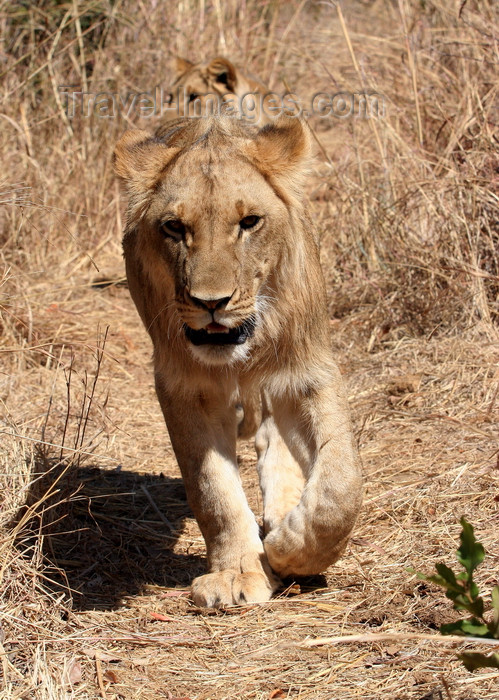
[160,219,185,241]
[188,93,198,103]
[239,215,261,230]
[215,72,229,86]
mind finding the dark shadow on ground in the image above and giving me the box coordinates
[282,574,329,595]
[11,461,333,611]
[11,464,203,611]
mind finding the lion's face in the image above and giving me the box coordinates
[163,57,269,125]
[115,116,310,368]
[147,147,288,365]
[169,57,239,106]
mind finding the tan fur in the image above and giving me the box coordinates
[160,56,271,127]
[114,115,363,607]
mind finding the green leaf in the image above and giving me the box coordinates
[459,619,492,637]
[469,580,480,600]
[490,586,499,637]
[457,518,485,577]
[434,563,462,592]
[492,586,499,613]
[440,619,491,637]
[440,620,469,636]
[445,592,468,610]
[409,518,497,673]
[467,596,484,619]
[458,651,499,672]
[449,594,484,619]
[451,592,474,611]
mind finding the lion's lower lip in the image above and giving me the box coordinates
[184,319,255,346]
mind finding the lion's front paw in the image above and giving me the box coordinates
[191,569,278,608]
[264,520,350,578]
[264,533,306,577]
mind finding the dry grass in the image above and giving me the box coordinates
[1,0,498,698]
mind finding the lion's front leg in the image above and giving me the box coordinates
[255,391,305,535]
[260,372,363,578]
[155,374,279,607]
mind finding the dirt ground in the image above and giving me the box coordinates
[1,1,498,699]
[3,267,498,700]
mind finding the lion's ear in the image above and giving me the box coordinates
[249,116,311,195]
[113,129,178,193]
[207,57,238,91]
[176,56,194,75]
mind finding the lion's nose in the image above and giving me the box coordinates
[188,293,233,311]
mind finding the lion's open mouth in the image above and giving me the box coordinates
[184,318,255,346]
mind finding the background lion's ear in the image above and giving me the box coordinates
[249,116,311,196]
[207,57,238,91]
[113,129,177,193]
[176,56,194,75]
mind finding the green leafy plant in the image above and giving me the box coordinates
[414,517,499,671]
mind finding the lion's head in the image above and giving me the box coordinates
[114,116,328,383]
[164,57,270,124]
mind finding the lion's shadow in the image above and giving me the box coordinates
[12,461,330,609]
[12,464,203,611]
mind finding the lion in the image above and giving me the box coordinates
[164,56,274,125]
[114,114,363,607]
